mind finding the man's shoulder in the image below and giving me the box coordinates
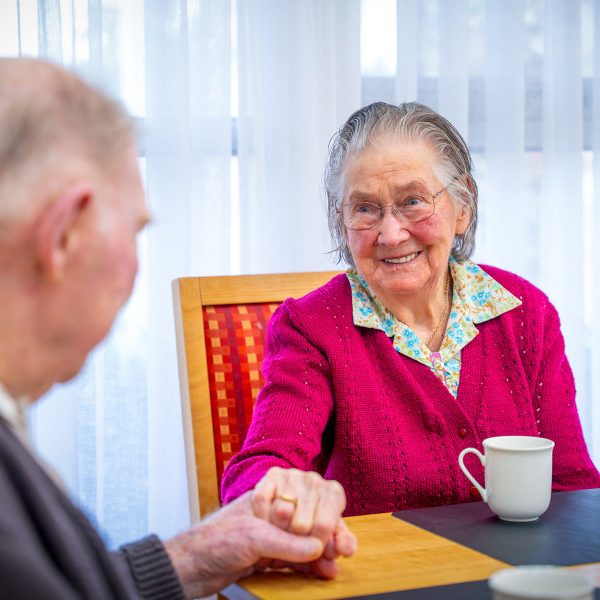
[0,423,49,557]
[0,419,28,466]
[0,420,58,517]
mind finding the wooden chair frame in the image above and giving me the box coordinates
[172,271,340,520]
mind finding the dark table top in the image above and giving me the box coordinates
[394,488,600,566]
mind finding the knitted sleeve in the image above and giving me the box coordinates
[534,302,600,489]
[116,535,185,600]
[221,300,334,503]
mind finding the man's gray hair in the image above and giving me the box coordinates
[324,101,478,265]
[0,58,134,224]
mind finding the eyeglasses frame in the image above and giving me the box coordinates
[338,184,450,231]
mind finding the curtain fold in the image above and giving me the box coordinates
[592,0,600,461]
[479,0,528,274]
[143,0,232,537]
[539,0,587,434]
[437,0,469,135]
[37,0,62,59]
[396,0,419,102]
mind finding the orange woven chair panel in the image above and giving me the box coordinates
[203,302,281,493]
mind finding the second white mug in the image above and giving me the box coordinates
[458,435,555,522]
[489,565,594,600]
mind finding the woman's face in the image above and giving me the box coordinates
[342,138,470,303]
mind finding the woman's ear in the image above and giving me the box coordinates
[454,176,475,235]
[33,184,93,282]
[455,203,471,235]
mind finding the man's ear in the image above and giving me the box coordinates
[33,184,93,282]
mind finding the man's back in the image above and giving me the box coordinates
[0,420,135,599]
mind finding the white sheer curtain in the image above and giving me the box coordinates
[142,0,232,539]
[237,0,361,272]
[1,0,599,547]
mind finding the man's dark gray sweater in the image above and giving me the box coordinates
[0,419,185,599]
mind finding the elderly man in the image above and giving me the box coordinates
[0,57,355,600]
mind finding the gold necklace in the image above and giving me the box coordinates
[426,273,451,349]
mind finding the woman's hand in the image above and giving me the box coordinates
[251,466,357,575]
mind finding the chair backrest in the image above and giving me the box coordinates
[172,271,340,519]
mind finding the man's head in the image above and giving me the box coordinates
[0,58,150,399]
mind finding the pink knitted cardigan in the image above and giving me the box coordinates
[221,265,600,516]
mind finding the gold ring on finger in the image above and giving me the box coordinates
[275,494,298,507]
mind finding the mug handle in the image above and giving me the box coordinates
[458,447,487,502]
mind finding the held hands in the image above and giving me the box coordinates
[164,468,356,599]
[252,467,356,578]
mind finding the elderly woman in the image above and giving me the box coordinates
[221,102,600,517]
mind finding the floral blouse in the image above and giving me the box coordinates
[347,258,522,397]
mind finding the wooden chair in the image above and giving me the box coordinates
[172,271,340,520]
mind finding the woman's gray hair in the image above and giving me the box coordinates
[325,101,478,265]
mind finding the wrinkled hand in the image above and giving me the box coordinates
[163,475,355,599]
[252,467,356,578]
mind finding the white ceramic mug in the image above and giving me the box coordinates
[489,566,595,600]
[458,435,555,522]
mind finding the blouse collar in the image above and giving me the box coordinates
[347,257,521,362]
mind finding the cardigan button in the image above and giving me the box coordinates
[469,486,480,498]
[459,428,467,438]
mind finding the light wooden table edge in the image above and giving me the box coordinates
[221,512,512,600]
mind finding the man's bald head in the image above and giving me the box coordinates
[0,58,134,226]
[0,59,148,399]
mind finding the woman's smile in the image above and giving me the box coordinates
[382,251,422,265]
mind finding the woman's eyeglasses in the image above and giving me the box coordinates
[339,186,448,231]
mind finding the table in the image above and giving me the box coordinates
[221,489,600,600]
